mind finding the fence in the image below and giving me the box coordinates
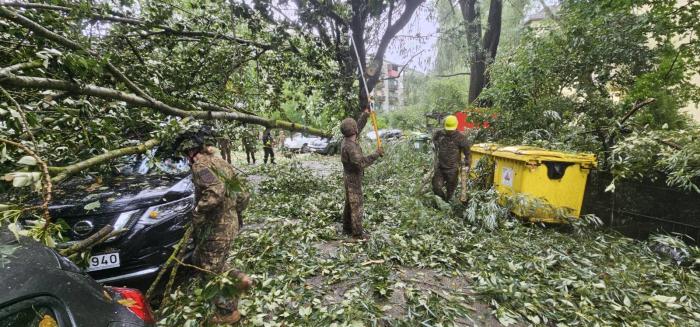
[582,172,700,244]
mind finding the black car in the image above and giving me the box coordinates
[50,154,194,289]
[0,230,155,326]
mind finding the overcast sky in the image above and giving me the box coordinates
[383,6,439,73]
[382,0,559,73]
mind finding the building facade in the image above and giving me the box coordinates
[370,60,405,112]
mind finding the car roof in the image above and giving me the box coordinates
[1,230,60,270]
[1,231,63,302]
[0,230,139,325]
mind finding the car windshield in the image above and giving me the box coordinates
[117,149,189,176]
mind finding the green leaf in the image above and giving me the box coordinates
[298,306,312,317]
[17,156,37,166]
[84,201,101,212]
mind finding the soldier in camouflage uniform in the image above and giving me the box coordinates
[262,128,275,164]
[177,128,252,324]
[340,108,383,238]
[242,125,258,164]
[432,115,471,202]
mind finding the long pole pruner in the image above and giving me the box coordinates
[349,30,382,151]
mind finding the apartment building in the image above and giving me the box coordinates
[370,60,406,112]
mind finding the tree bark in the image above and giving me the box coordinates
[481,0,502,92]
[459,0,502,105]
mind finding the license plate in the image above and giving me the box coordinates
[87,252,120,271]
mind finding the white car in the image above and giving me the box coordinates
[283,133,338,155]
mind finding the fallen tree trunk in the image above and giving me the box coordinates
[59,225,113,257]
[49,138,161,183]
[0,74,330,137]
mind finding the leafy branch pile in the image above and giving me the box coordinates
[159,141,700,326]
[608,127,700,193]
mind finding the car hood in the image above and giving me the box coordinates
[50,173,193,217]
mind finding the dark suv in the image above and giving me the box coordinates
[50,154,194,288]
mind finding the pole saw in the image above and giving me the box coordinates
[349,30,382,151]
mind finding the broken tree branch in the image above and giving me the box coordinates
[0,60,42,76]
[655,138,683,150]
[0,138,52,224]
[1,86,37,148]
[50,138,161,183]
[59,225,114,257]
[147,225,193,300]
[619,98,656,126]
[0,2,270,49]
[0,6,159,106]
[0,74,329,136]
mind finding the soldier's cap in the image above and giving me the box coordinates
[172,125,218,154]
[340,118,358,137]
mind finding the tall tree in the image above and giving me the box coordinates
[458,0,502,104]
[291,0,425,115]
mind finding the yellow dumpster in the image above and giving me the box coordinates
[469,143,500,164]
[471,145,597,223]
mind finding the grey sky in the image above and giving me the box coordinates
[383,0,559,73]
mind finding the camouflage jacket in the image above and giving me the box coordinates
[191,152,239,241]
[341,112,379,192]
[432,130,470,170]
[242,128,258,148]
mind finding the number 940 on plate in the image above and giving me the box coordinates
[87,252,120,271]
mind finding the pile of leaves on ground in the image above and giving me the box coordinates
[158,141,700,327]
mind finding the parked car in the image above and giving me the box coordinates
[283,133,339,155]
[49,152,194,289]
[0,230,155,326]
[366,129,403,141]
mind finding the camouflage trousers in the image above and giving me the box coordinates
[244,147,256,164]
[191,211,241,315]
[432,168,459,202]
[342,189,364,237]
[236,192,250,227]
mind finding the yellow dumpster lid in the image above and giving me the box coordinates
[492,145,597,166]
[470,143,501,154]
